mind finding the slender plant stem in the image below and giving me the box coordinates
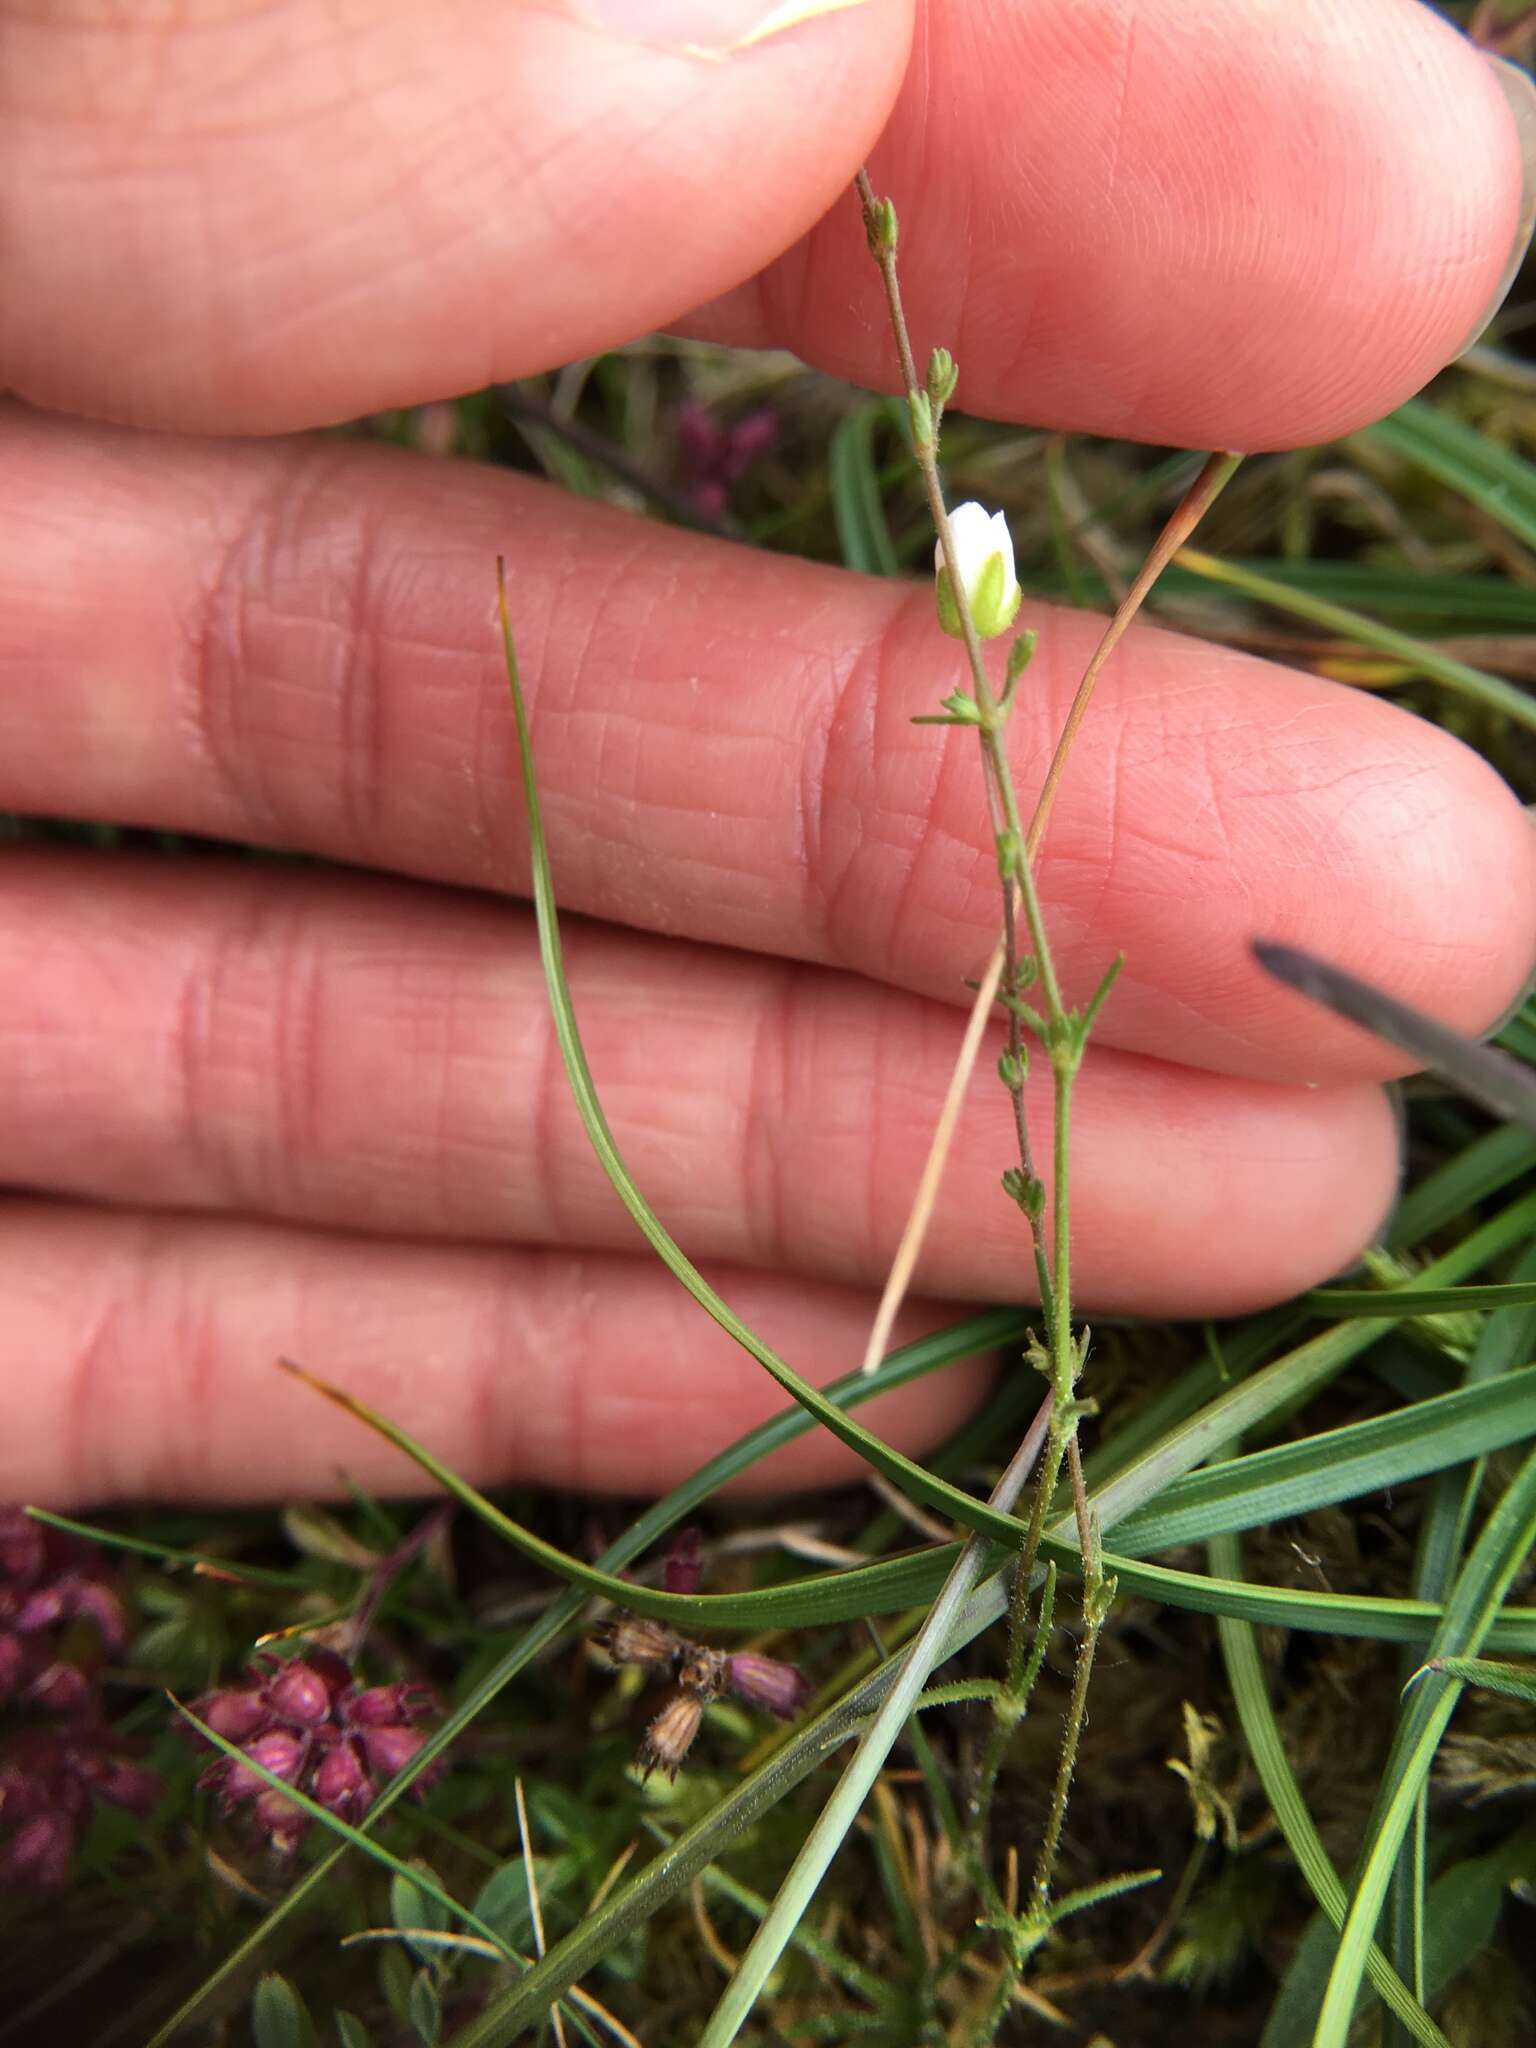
[854,174,1115,2003]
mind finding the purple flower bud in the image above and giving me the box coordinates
[250,1785,308,1853]
[725,1652,809,1720]
[0,1633,27,1696]
[348,1682,434,1728]
[0,1509,44,1587]
[197,1687,272,1745]
[263,1658,336,1726]
[0,1812,75,1891]
[312,1740,373,1822]
[12,1585,67,1632]
[0,1757,45,1823]
[246,1728,306,1781]
[26,1658,92,1716]
[359,1723,427,1781]
[61,1578,128,1653]
[73,1752,160,1816]
[293,1647,354,1698]
[205,1728,306,1808]
[663,1528,703,1598]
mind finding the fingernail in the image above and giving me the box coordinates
[568,0,873,58]
[1460,57,1536,351]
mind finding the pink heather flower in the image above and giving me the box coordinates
[0,1508,127,1715]
[187,1645,443,1855]
[263,1658,342,1727]
[358,1722,428,1780]
[0,1813,75,1891]
[676,400,778,520]
[0,1726,159,1892]
[0,1509,158,1891]
[662,1528,703,1598]
[726,1652,811,1721]
[310,1740,372,1824]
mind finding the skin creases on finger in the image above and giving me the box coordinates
[0,0,911,431]
[0,1200,988,1508]
[688,0,1528,449]
[0,850,1403,1319]
[0,2,1517,447]
[2,418,1533,1086]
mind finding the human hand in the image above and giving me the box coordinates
[2,0,1532,1507]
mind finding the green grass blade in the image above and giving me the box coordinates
[1108,1365,1536,1556]
[1034,559,1536,631]
[1307,1281,1536,1314]
[278,1356,1008,1628]
[20,1509,304,1589]
[1315,1442,1536,2046]
[1413,1654,1536,1704]
[1388,1126,1536,1249]
[495,564,1053,1551]
[1055,1546,1536,1648]
[1174,546,1536,731]
[829,400,903,575]
[1357,397,1536,553]
[1209,1534,1450,2048]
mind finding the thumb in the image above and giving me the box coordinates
[0,0,912,433]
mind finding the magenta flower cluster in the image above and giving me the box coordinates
[676,399,778,520]
[192,1646,441,1853]
[0,1509,159,1889]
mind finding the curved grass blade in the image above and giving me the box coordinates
[274,1356,1536,1639]
[495,561,1050,1551]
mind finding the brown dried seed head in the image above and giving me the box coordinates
[674,1645,730,1701]
[591,1616,686,1673]
[636,1692,706,1782]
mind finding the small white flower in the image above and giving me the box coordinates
[934,501,1021,640]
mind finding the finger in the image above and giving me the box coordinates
[2,1199,988,1507]
[2,2,1521,448]
[4,414,1531,1082]
[689,0,1532,449]
[0,850,1401,1318]
[0,0,912,431]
